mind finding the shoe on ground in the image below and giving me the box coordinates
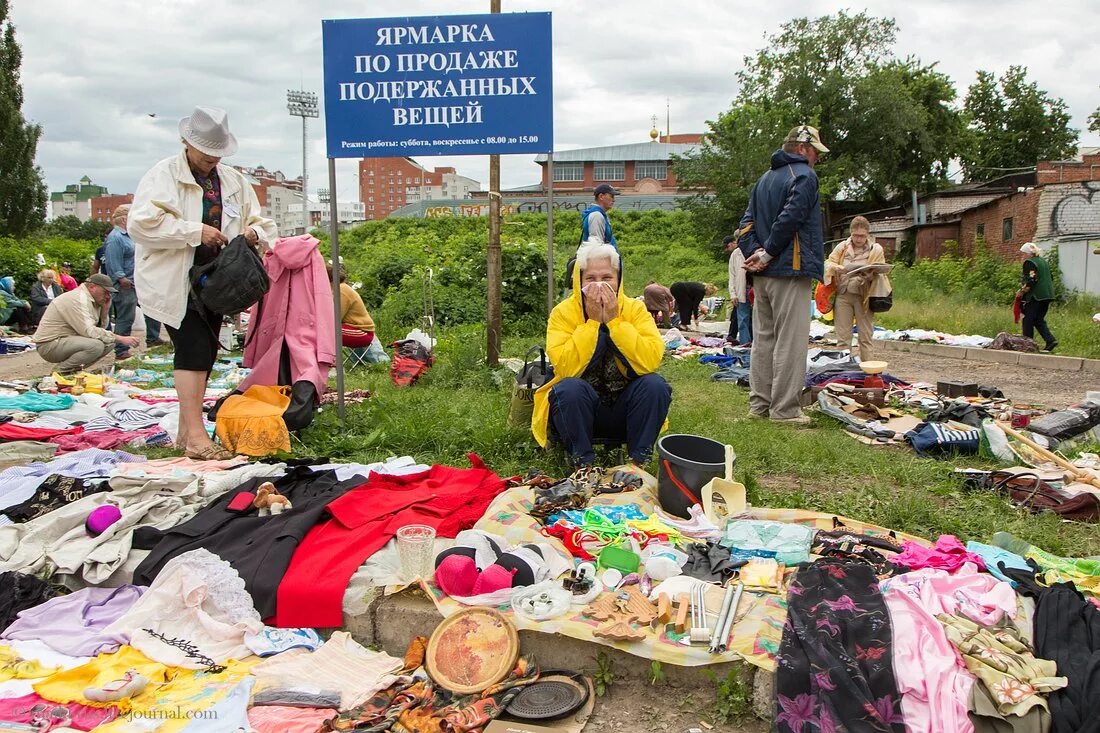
[115,351,133,360]
[771,415,812,426]
[747,410,768,419]
[1043,342,1058,353]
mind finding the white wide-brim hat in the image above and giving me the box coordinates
[179,105,238,157]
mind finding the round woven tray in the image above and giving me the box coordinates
[425,607,519,695]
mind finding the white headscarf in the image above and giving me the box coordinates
[1020,242,1042,256]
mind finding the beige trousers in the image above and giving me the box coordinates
[749,276,812,419]
[36,336,112,375]
[833,291,874,361]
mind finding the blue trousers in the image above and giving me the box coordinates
[112,287,162,355]
[726,302,753,345]
[736,302,753,345]
[549,374,672,465]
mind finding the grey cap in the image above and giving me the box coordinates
[85,273,118,293]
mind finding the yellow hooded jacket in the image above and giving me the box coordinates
[531,253,666,447]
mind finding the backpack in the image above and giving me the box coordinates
[190,235,270,315]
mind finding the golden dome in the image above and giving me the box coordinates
[649,127,659,142]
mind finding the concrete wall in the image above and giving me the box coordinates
[1036,181,1100,239]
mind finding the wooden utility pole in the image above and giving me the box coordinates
[486,0,503,366]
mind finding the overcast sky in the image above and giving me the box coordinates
[13,0,1099,203]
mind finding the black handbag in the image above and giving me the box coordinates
[868,294,893,313]
[189,235,269,316]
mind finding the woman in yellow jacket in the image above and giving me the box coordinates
[532,243,670,467]
[824,216,889,362]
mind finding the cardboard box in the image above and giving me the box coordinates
[485,721,573,733]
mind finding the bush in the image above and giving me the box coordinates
[901,241,1021,305]
[0,236,97,293]
[326,210,727,335]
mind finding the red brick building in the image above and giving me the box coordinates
[88,194,134,223]
[534,134,703,195]
[955,189,1041,260]
[837,151,1100,293]
[358,158,481,220]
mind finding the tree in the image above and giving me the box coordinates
[43,215,110,242]
[675,11,964,240]
[960,66,1078,180]
[0,0,47,237]
[1089,106,1099,134]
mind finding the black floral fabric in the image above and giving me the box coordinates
[3,475,106,523]
[776,560,905,732]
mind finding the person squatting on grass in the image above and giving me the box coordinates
[532,243,671,468]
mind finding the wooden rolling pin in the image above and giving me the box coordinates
[996,421,1100,490]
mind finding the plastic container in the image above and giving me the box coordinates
[640,542,688,581]
[396,524,437,582]
[655,434,728,519]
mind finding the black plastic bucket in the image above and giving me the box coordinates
[656,434,730,518]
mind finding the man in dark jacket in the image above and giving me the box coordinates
[737,125,828,423]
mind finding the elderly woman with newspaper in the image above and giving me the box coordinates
[824,216,891,362]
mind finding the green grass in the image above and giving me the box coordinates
[287,327,1100,557]
[880,268,1100,359]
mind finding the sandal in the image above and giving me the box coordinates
[185,443,237,461]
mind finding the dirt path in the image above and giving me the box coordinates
[868,348,1090,408]
[688,319,1093,408]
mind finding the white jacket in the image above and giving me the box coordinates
[128,151,277,328]
[728,247,748,303]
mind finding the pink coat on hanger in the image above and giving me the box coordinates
[241,235,335,398]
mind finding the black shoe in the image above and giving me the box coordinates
[1044,341,1058,353]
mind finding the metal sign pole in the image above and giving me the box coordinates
[546,152,555,314]
[328,158,345,424]
[485,0,503,367]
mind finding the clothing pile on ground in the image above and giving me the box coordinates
[0,367,251,455]
[872,327,995,349]
[3,346,1099,730]
[415,463,1100,733]
[0,433,554,731]
[0,335,35,356]
[660,328,729,359]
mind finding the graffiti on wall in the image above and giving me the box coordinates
[1050,181,1100,236]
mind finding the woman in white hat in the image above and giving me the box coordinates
[128,106,277,460]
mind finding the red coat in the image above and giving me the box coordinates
[241,235,335,397]
[274,455,508,628]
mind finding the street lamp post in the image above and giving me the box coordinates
[287,90,319,233]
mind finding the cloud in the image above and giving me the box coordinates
[13,0,1099,200]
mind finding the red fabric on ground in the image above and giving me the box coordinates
[50,427,161,452]
[0,423,83,442]
[274,454,507,628]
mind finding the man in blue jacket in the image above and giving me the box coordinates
[580,184,619,249]
[737,125,828,424]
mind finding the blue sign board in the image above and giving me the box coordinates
[322,13,553,159]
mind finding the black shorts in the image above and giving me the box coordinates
[166,304,222,372]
